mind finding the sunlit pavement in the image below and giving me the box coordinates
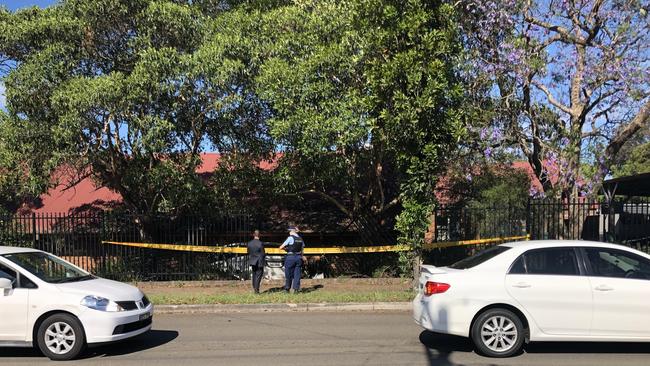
[1,312,649,366]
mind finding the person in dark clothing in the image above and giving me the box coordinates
[279,226,305,293]
[247,230,265,294]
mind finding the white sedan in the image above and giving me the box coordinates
[413,240,650,357]
[0,246,153,361]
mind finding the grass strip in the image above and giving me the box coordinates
[149,290,414,305]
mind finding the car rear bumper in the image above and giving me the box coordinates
[413,293,470,338]
[413,293,431,329]
[80,304,154,343]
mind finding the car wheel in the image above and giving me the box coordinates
[471,308,524,358]
[36,313,86,361]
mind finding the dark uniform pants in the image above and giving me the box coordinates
[251,264,264,293]
[284,254,302,291]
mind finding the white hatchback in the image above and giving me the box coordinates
[0,246,153,361]
[413,240,650,357]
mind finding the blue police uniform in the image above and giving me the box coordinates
[282,234,304,292]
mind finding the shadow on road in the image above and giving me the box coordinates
[419,329,650,365]
[0,347,40,358]
[86,329,179,358]
[0,329,178,360]
[525,341,650,354]
[419,330,479,366]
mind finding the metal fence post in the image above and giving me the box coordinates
[525,199,532,239]
[31,213,37,248]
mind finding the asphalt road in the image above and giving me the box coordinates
[1,312,650,366]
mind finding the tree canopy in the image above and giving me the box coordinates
[1,0,463,261]
[458,0,650,199]
[0,0,269,219]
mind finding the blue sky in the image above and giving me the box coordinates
[0,82,5,111]
[1,0,57,11]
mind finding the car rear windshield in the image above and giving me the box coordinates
[449,246,511,269]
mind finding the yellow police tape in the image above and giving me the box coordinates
[102,234,529,255]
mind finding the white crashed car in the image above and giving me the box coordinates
[0,246,153,360]
[414,240,650,357]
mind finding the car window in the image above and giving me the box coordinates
[449,246,511,269]
[20,274,38,289]
[585,248,650,280]
[2,252,91,284]
[508,256,526,274]
[517,248,579,276]
[0,262,17,286]
[0,262,38,289]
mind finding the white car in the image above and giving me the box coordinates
[0,246,153,361]
[413,240,650,357]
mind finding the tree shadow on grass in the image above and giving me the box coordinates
[263,284,324,294]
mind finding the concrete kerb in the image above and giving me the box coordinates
[156,302,412,314]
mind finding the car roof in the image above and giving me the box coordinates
[0,246,42,256]
[500,240,638,251]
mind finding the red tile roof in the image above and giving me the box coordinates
[25,155,555,214]
[23,153,277,214]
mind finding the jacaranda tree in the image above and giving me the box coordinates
[458,0,649,199]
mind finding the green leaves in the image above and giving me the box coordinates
[251,0,463,263]
[1,0,463,259]
[612,142,650,178]
[0,0,267,216]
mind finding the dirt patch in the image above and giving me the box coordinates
[135,278,411,296]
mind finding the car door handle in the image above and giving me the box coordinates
[512,282,531,288]
[595,285,614,291]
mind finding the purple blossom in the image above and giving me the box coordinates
[459,0,649,193]
[484,147,493,158]
[480,127,489,140]
[491,130,502,141]
[529,185,545,198]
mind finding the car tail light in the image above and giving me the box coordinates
[424,281,450,296]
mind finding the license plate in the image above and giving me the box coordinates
[139,312,152,321]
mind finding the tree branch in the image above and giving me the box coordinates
[531,80,573,115]
[604,99,650,162]
[524,14,587,45]
[298,189,353,218]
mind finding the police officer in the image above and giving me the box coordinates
[279,226,304,293]
[247,230,265,294]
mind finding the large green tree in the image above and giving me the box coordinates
[0,1,268,222]
[244,0,463,268]
[2,1,463,266]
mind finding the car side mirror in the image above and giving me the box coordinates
[0,278,14,293]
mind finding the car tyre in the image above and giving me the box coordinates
[36,313,86,361]
[471,308,524,358]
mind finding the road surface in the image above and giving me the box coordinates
[1,312,649,365]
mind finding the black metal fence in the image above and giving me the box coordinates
[426,204,528,266]
[432,204,528,242]
[528,198,650,252]
[0,212,253,281]
[2,198,649,280]
[426,198,650,266]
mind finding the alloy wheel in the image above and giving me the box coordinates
[44,322,76,355]
[480,315,518,353]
